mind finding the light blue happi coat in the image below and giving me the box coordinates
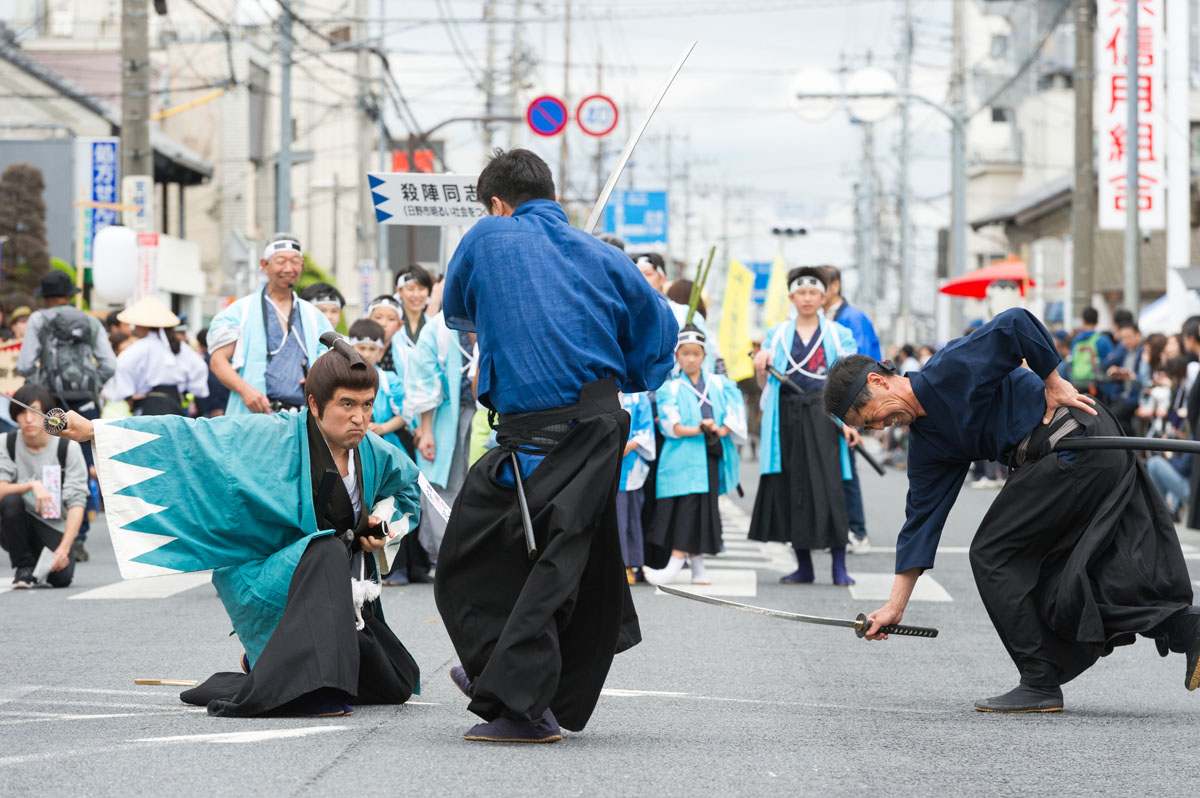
[403,312,467,488]
[619,392,656,492]
[655,370,748,498]
[91,411,420,665]
[372,367,405,451]
[207,287,334,415]
[380,317,430,430]
[759,315,856,479]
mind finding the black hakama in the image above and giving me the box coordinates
[434,380,639,732]
[181,535,420,716]
[749,389,848,549]
[972,405,1196,687]
[648,450,723,555]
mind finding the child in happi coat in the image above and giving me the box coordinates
[644,324,747,586]
[617,391,656,584]
[347,319,406,452]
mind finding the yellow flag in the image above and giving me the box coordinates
[717,259,755,383]
[762,251,790,330]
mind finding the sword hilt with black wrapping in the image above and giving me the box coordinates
[854,612,939,639]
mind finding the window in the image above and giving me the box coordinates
[990,34,1009,60]
[991,107,1010,123]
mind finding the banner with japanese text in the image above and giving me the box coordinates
[762,252,791,330]
[1096,0,1165,231]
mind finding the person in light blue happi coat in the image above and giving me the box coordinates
[404,311,476,560]
[749,266,859,587]
[617,391,656,583]
[57,337,421,718]
[208,233,334,415]
[644,324,747,587]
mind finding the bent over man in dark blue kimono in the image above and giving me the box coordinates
[824,309,1200,713]
[434,148,678,742]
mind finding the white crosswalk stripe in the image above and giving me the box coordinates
[69,572,213,600]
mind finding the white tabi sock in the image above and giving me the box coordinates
[646,554,687,586]
[689,555,707,583]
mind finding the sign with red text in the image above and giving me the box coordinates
[1096,0,1164,231]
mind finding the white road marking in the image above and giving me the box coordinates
[9,685,182,699]
[654,568,757,598]
[601,688,954,715]
[69,571,213,600]
[133,727,350,745]
[848,572,954,602]
[0,710,194,727]
[704,558,772,569]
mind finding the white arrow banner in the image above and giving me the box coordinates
[368,172,489,227]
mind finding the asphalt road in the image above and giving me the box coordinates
[2,443,1198,797]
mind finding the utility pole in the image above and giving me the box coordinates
[483,0,497,157]
[509,0,524,148]
[559,0,571,204]
[860,123,877,313]
[897,0,913,343]
[1123,0,1140,311]
[950,0,967,334]
[356,0,373,289]
[664,129,673,262]
[332,172,340,275]
[377,0,389,287]
[276,6,295,233]
[683,134,691,268]
[594,44,604,197]
[120,0,152,181]
[1071,0,1096,324]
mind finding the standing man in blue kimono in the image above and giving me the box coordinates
[825,309,1200,713]
[617,391,656,584]
[750,267,859,586]
[208,233,334,414]
[436,148,678,743]
[404,311,475,574]
[820,265,880,555]
[58,334,422,718]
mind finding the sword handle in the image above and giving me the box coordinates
[855,613,939,639]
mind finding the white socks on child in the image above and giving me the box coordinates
[644,554,687,586]
[689,555,708,584]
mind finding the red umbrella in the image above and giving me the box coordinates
[938,258,1031,298]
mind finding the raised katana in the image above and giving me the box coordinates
[657,584,939,639]
[583,40,697,234]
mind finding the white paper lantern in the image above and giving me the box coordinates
[92,225,138,305]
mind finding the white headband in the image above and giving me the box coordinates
[636,255,667,276]
[263,238,302,261]
[367,297,402,317]
[347,336,384,348]
[395,273,423,290]
[309,294,343,309]
[789,275,824,294]
[676,329,707,350]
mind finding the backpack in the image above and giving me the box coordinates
[5,433,68,471]
[36,307,103,401]
[1069,331,1102,386]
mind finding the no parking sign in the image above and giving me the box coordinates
[526,96,568,137]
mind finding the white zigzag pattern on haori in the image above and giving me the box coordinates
[92,421,179,580]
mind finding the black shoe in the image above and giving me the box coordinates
[974,683,1063,713]
[449,665,474,698]
[71,541,88,562]
[11,567,34,589]
[463,709,562,743]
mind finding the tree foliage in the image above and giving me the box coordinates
[0,162,51,295]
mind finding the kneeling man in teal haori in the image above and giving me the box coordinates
[58,333,422,718]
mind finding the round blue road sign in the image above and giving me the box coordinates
[526,95,568,137]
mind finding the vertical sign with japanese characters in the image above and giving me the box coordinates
[73,137,121,267]
[1097,0,1165,231]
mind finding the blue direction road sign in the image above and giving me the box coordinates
[603,190,668,245]
[526,95,568,137]
[749,261,772,304]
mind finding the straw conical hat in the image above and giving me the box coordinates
[117,295,181,329]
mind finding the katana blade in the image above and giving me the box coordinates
[657,584,939,639]
[7,394,49,419]
[583,41,697,234]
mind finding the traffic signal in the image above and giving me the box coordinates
[771,227,808,236]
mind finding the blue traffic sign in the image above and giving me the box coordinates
[603,190,669,245]
[526,95,568,137]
